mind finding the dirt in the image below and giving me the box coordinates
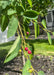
[0,55,54,75]
[31,55,54,75]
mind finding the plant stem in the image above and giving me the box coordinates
[18,21,26,66]
[17,27,19,36]
[22,51,25,66]
[33,71,36,75]
[18,21,26,46]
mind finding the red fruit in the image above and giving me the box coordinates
[28,50,32,54]
[26,32,29,35]
[25,47,28,51]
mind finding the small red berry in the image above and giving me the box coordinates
[26,32,29,35]
[28,50,32,54]
[25,47,28,51]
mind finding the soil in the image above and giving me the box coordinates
[0,55,54,75]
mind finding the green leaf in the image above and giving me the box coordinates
[22,0,25,8]
[34,22,39,38]
[4,36,21,63]
[41,19,46,28]
[37,24,39,36]
[47,32,52,45]
[1,15,9,32]
[23,18,30,38]
[7,9,16,15]
[7,36,20,56]
[22,59,31,75]
[24,10,39,19]
[27,0,32,7]
[38,71,45,75]
[16,5,24,15]
[0,1,10,9]
[7,16,18,38]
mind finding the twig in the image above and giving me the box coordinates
[22,51,25,66]
[18,21,26,66]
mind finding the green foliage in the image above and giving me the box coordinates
[47,32,52,45]
[7,9,16,15]
[0,41,14,58]
[0,39,54,58]
[34,22,39,38]
[0,0,54,75]
[16,5,24,15]
[52,32,54,36]
[0,1,10,9]
[41,19,46,28]
[27,0,32,7]
[1,15,9,32]
[7,16,18,38]
[26,39,54,56]
[41,19,52,45]
[4,36,21,63]
[38,71,45,75]
[22,59,31,75]
[22,0,26,9]
[23,18,30,37]
[32,0,53,14]
[24,10,39,19]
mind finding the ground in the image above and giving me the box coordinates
[0,55,54,75]
[0,37,54,75]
